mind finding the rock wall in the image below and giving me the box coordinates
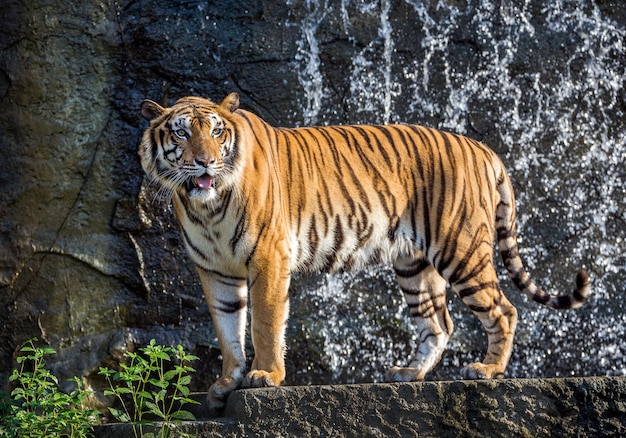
[1,0,625,397]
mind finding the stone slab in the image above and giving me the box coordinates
[94,376,626,437]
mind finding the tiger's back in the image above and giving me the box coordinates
[139,93,589,410]
[261,121,500,276]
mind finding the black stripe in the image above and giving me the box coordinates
[511,273,532,291]
[195,266,246,282]
[180,226,207,262]
[320,215,344,272]
[282,130,295,194]
[500,245,520,263]
[366,126,392,168]
[151,128,163,164]
[296,129,318,174]
[394,259,431,278]
[419,128,438,253]
[420,331,438,343]
[436,202,468,275]
[387,215,400,241]
[447,229,493,285]
[401,288,424,296]
[533,293,550,305]
[431,132,446,229]
[210,272,244,287]
[332,127,372,211]
[496,226,515,241]
[355,127,397,219]
[380,126,404,174]
[308,215,319,259]
[354,126,392,170]
[245,222,266,267]
[178,192,204,226]
[229,208,248,251]
[214,298,247,314]
[457,281,500,299]
[468,304,492,313]
[214,189,234,222]
[573,289,586,303]
[316,191,331,236]
[555,295,574,308]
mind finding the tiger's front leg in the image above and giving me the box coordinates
[197,268,248,410]
[242,262,290,389]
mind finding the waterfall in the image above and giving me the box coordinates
[288,0,626,383]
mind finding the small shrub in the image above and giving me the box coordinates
[0,338,98,438]
[99,339,200,438]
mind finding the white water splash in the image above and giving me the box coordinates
[293,0,329,125]
[289,0,626,381]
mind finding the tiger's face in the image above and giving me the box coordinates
[139,94,240,204]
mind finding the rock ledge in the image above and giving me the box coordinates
[95,376,626,437]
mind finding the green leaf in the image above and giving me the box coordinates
[174,395,200,405]
[162,370,179,381]
[39,346,56,355]
[138,390,154,400]
[145,401,165,419]
[176,386,190,397]
[154,389,167,402]
[148,379,168,389]
[178,375,191,386]
[98,367,115,377]
[171,409,196,421]
[113,387,133,395]
[108,407,131,423]
[154,351,171,361]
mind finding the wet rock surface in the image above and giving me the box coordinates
[1,0,625,399]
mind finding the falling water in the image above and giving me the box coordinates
[287,0,626,383]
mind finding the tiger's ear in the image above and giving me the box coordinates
[221,93,240,113]
[140,100,165,121]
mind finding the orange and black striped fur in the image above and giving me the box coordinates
[139,93,589,409]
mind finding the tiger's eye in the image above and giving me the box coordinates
[212,127,223,137]
[175,129,187,139]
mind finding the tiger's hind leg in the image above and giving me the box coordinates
[451,263,518,379]
[388,256,453,382]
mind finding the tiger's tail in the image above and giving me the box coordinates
[495,166,590,310]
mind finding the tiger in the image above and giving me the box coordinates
[139,92,590,409]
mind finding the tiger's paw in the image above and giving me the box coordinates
[387,366,426,382]
[461,362,505,380]
[241,369,283,388]
[207,375,242,411]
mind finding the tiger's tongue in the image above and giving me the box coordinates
[196,175,213,189]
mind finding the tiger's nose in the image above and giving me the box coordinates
[195,157,216,168]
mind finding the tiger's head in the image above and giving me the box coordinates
[139,93,241,204]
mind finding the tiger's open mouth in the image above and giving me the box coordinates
[185,174,216,193]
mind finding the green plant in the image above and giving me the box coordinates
[99,339,200,438]
[0,338,98,438]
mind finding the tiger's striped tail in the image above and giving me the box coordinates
[495,168,590,310]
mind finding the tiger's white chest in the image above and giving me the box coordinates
[173,194,248,277]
